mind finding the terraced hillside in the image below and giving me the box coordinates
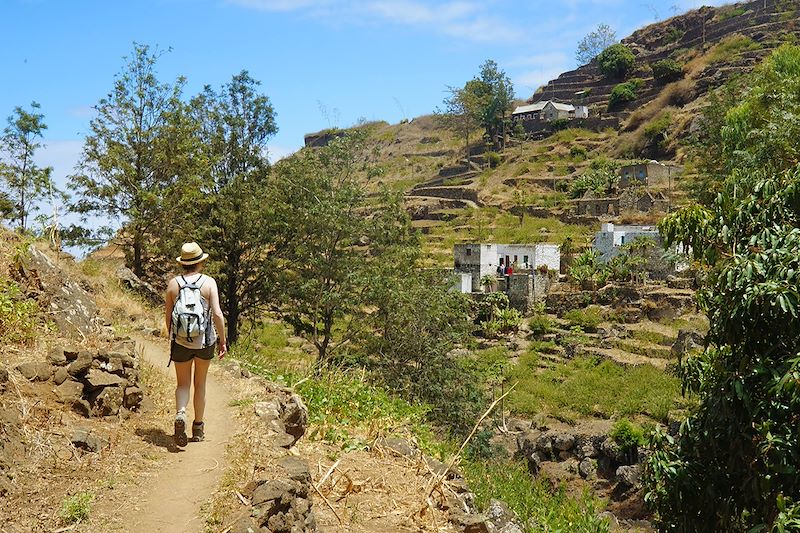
[533,0,800,112]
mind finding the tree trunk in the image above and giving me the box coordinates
[133,232,143,278]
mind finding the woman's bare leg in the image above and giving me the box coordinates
[174,360,194,413]
[192,358,211,423]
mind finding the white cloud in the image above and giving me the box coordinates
[229,0,525,44]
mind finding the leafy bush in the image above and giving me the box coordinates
[564,306,604,332]
[529,314,553,336]
[608,79,641,110]
[598,44,636,78]
[651,59,683,84]
[642,113,672,151]
[0,277,40,345]
[610,418,644,452]
[570,145,588,160]
[646,45,800,531]
[486,151,501,168]
[568,168,618,198]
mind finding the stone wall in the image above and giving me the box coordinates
[519,117,620,136]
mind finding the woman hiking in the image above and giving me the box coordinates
[165,242,227,447]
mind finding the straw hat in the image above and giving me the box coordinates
[176,242,209,265]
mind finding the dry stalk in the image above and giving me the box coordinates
[315,459,340,491]
[310,478,344,525]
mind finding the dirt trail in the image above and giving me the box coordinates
[118,337,235,533]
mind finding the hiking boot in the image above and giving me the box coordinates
[174,410,188,447]
[192,421,204,442]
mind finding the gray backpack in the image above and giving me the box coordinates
[171,275,209,349]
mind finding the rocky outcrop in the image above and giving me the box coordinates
[116,266,163,305]
[16,246,99,338]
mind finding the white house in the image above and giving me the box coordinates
[453,243,560,292]
[512,101,589,122]
[593,223,662,261]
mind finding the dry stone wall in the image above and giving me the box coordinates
[15,340,144,419]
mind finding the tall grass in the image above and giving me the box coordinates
[508,355,682,423]
[462,458,610,533]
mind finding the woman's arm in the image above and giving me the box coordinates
[207,278,227,358]
[165,278,178,336]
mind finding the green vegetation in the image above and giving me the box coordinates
[0,102,56,232]
[438,59,514,151]
[462,459,610,533]
[59,491,94,524]
[508,355,681,422]
[609,418,644,452]
[647,45,800,531]
[597,43,636,78]
[0,277,40,344]
[707,34,762,64]
[715,5,746,22]
[528,314,553,336]
[651,59,683,84]
[234,325,608,530]
[608,79,641,110]
[642,112,672,153]
[564,306,604,332]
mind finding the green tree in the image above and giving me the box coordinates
[0,102,55,232]
[364,270,481,435]
[459,60,515,151]
[576,23,618,65]
[271,135,418,367]
[597,44,636,79]
[70,43,198,277]
[437,81,483,160]
[651,59,684,84]
[644,45,800,531]
[188,71,278,345]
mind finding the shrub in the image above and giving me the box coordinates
[486,151,501,168]
[642,112,672,150]
[651,59,684,84]
[598,44,636,78]
[564,306,604,332]
[610,418,644,452]
[570,145,588,160]
[60,491,93,524]
[608,80,642,110]
[529,314,553,336]
[0,277,40,345]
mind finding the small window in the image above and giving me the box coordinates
[466,248,472,256]
[514,255,518,263]
[523,255,529,264]
[621,236,626,245]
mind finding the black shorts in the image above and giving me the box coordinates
[170,341,216,363]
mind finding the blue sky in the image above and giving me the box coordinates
[1,0,727,187]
